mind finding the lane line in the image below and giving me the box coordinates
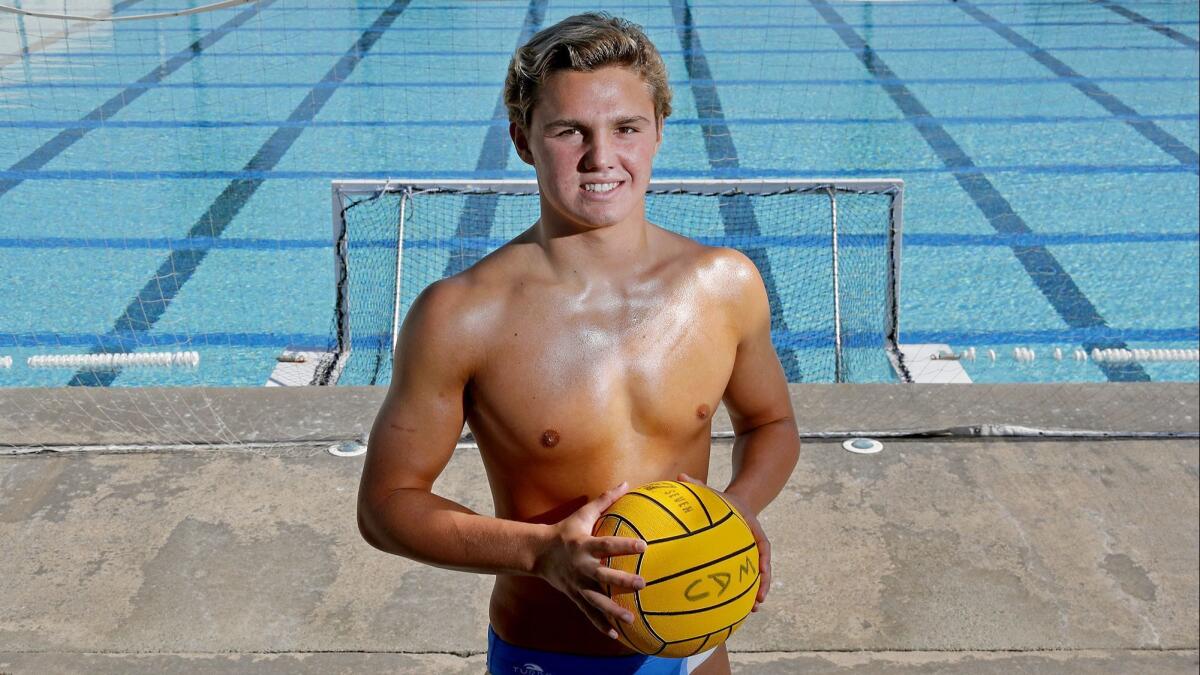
[47,19,1200,32]
[3,163,1194,181]
[0,0,274,200]
[4,326,1196,351]
[956,0,1199,172]
[3,231,1196,251]
[137,0,1197,8]
[441,0,546,279]
[3,112,1195,130]
[670,0,804,381]
[63,0,413,386]
[8,74,1195,90]
[1086,0,1199,49]
[26,44,1195,58]
[107,1,1200,10]
[810,0,1151,382]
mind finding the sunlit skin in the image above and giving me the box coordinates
[357,66,799,674]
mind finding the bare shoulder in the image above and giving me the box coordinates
[402,239,536,352]
[394,266,503,382]
[673,237,767,308]
[697,246,764,289]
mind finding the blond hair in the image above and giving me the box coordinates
[504,12,673,130]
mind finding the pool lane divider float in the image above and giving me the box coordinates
[19,351,200,369]
[933,347,1200,364]
[897,343,1197,383]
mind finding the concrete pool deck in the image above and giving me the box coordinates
[1,384,1197,673]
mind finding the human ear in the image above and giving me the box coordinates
[510,122,535,166]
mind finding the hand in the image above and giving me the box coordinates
[677,473,772,613]
[533,481,648,639]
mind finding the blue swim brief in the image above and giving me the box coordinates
[487,626,717,675]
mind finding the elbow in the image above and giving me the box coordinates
[357,502,385,551]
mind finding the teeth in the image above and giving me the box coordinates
[584,182,619,192]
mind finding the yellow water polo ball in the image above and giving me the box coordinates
[592,480,760,658]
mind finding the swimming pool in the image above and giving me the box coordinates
[0,0,1196,387]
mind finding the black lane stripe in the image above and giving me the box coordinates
[627,491,692,533]
[66,0,412,386]
[647,510,735,545]
[644,541,756,586]
[669,0,804,382]
[643,570,760,616]
[1087,0,1199,49]
[809,0,1149,382]
[675,481,713,526]
[957,0,1198,171]
[441,0,547,278]
[0,0,269,200]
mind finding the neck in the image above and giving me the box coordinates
[532,210,653,285]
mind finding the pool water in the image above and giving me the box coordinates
[0,0,1196,386]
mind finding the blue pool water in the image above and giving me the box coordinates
[0,0,1197,386]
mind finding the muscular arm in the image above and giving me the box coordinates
[718,252,801,516]
[356,279,550,576]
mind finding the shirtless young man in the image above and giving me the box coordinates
[357,13,800,675]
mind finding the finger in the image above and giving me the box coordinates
[594,566,646,592]
[676,472,708,487]
[581,588,636,627]
[757,558,771,604]
[570,593,621,639]
[582,481,630,520]
[588,535,647,558]
[757,539,772,603]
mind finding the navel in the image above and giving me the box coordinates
[540,429,561,448]
[696,404,710,420]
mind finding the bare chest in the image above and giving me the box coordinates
[466,292,737,459]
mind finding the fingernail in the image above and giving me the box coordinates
[624,613,635,623]
[635,541,647,553]
[608,629,619,639]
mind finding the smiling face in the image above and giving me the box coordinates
[511,66,663,233]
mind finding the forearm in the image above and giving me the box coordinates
[359,488,552,577]
[724,417,800,516]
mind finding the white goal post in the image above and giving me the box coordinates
[322,178,905,386]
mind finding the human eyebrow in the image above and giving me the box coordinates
[543,118,584,130]
[613,115,651,126]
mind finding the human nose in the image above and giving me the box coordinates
[581,132,616,171]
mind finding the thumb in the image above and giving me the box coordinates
[676,472,707,487]
[585,481,630,518]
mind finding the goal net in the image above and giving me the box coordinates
[317,179,906,387]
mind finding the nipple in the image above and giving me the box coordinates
[696,404,710,420]
[541,429,561,448]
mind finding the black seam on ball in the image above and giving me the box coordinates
[626,490,691,533]
[675,481,713,526]
[644,542,757,586]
